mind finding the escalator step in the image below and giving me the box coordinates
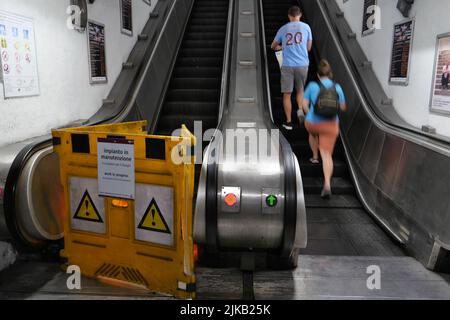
[190,18,228,26]
[177,57,223,68]
[165,89,220,102]
[302,177,355,195]
[183,40,225,49]
[163,102,219,116]
[187,25,226,33]
[173,67,223,78]
[158,115,218,134]
[299,158,349,178]
[184,33,226,41]
[170,78,221,89]
[191,12,228,20]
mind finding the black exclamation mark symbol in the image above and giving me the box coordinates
[151,208,156,226]
[85,200,90,217]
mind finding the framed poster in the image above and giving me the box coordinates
[0,10,40,98]
[362,0,378,36]
[389,18,415,86]
[430,33,450,116]
[120,0,133,36]
[87,20,107,84]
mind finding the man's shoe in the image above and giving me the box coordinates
[282,122,293,130]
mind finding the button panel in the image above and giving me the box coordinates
[221,187,241,213]
[262,188,282,214]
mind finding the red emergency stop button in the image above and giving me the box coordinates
[224,193,238,207]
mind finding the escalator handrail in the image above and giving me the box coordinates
[121,0,194,132]
[217,0,236,126]
[310,0,409,243]
[258,0,298,258]
[3,138,52,251]
[318,0,450,154]
[205,0,236,254]
[2,0,183,251]
[87,0,178,127]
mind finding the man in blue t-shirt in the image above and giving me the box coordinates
[271,6,313,130]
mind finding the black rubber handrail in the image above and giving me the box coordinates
[258,0,297,259]
[204,0,236,254]
[319,0,450,147]
[3,138,51,252]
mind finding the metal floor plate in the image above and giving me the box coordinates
[254,256,450,300]
[1,255,449,300]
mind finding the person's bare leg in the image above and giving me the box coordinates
[296,89,304,112]
[320,149,334,191]
[283,93,292,123]
[309,134,319,160]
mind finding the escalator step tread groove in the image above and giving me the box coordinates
[262,0,354,196]
[156,0,228,190]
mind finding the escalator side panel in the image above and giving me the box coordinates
[300,0,450,270]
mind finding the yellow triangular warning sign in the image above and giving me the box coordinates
[73,190,103,223]
[138,198,171,234]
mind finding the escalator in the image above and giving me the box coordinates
[155,0,228,137]
[0,0,230,252]
[262,0,406,257]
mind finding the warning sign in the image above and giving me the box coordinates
[70,177,106,234]
[135,184,174,246]
[74,190,103,223]
[138,199,171,234]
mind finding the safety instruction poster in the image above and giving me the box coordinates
[0,10,40,98]
[88,20,107,84]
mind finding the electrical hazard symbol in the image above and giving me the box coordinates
[138,199,171,234]
[73,190,103,223]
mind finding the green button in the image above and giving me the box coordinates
[266,195,278,207]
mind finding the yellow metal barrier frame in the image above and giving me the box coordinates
[52,121,196,299]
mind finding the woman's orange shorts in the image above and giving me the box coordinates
[305,121,339,153]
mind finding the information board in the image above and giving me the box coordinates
[430,33,450,116]
[98,138,135,200]
[120,0,133,36]
[389,19,415,85]
[0,10,40,98]
[87,20,107,84]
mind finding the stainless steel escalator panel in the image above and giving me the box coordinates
[301,0,450,269]
[216,0,285,250]
[195,0,307,256]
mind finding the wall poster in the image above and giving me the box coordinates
[120,0,133,36]
[430,33,450,116]
[87,20,107,84]
[389,19,415,86]
[0,10,40,98]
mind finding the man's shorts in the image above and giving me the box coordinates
[280,66,309,93]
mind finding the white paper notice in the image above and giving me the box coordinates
[0,10,40,98]
[97,138,135,200]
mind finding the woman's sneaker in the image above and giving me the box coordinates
[282,122,293,130]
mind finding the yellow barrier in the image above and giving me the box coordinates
[52,121,196,299]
